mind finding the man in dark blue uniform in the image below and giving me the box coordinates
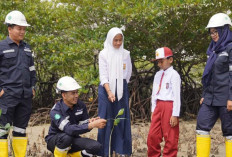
[0,10,36,157]
[45,76,107,157]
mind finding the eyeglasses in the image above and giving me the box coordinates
[209,30,218,36]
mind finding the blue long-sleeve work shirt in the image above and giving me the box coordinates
[45,99,90,143]
[0,36,36,99]
[203,44,232,106]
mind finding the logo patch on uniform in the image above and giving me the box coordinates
[123,63,126,70]
[166,83,169,89]
[54,114,61,120]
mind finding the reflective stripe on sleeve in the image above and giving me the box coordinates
[51,104,56,110]
[13,126,26,134]
[58,117,70,131]
[230,65,232,71]
[29,66,35,71]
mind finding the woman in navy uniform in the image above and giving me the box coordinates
[196,13,232,156]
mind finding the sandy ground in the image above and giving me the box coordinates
[7,119,226,157]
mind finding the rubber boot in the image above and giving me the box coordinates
[54,146,69,157]
[12,137,28,157]
[0,139,8,157]
[196,134,211,157]
[68,151,82,157]
[225,139,232,157]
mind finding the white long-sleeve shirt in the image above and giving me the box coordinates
[151,66,181,116]
[99,50,132,85]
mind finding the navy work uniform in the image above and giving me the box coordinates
[45,99,101,156]
[197,44,232,137]
[0,36,36,138]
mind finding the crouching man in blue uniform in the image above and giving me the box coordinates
[45,76,107,157]
[0,10,36,157]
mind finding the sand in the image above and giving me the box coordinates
[7,119,226,157]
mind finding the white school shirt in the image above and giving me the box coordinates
[99,51,132,86]
[151,66,181,116]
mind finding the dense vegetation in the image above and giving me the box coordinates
[0,0,231,121]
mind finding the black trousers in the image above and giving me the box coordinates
[47,132,102,155]
[197,103,232,136]
[0,93,32,139]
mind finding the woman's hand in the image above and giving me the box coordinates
[0,89,4,97]
[103,83,116,102]
[107,91,116,102]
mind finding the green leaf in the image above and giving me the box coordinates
[114,118,120,126]
[4,123,11,130]
[0,109,2,117]
[117,108,124,116]
[0,132,6,137]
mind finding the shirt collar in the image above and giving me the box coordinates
[61,99,77,112]
[6,36,25,45]
[163,66,173,73]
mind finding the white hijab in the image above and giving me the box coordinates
[102,27,129,100]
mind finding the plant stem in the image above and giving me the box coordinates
[109,125,115,157]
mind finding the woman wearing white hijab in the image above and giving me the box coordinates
[97,27,132,156]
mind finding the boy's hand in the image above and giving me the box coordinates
[151,112,153,121]
[170,116,178,127]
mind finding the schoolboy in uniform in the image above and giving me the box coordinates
[147,47,181,157]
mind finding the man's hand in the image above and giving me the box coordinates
[32,89,36,98]
[89,117,100,123]
[200,98,204,105]
[227,100,232,111]
[0,89,4,97]
[88,118,107,129]
[170,116,178,127]
[150,112,153,121]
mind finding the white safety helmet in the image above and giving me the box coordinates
[4,10,30,27]
[56,76,81,93]
[206,13,232,28]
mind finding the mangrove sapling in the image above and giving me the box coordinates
[108,108,126,157]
